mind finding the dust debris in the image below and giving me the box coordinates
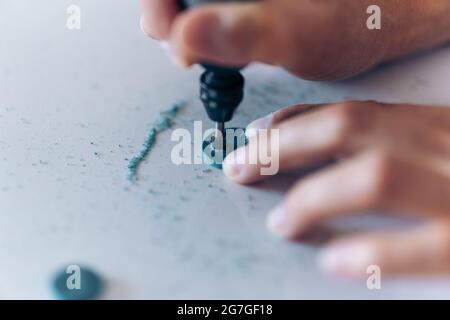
[127,101,186,181]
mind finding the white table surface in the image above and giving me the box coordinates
[0,0,449,299]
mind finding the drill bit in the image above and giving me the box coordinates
[214,122,225,150]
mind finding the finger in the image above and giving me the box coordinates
[246,104,320,135]
[247,102,450,140]
[266,149,450,239]
[387,104,450,130]
[140,0,180,39]
[223,101,372,184]
[169,1,296,67]
[318,219,450,278]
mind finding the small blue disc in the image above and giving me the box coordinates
[52,265,103,300]
[202,127,248,170]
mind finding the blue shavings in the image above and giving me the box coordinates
[127,101,186,182]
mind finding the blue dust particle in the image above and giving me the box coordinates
[127,101,186,181]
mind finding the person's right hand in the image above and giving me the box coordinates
[140,0,450,80]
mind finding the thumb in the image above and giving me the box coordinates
[169,1,292,67]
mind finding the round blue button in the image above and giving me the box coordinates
[52,265,103,300]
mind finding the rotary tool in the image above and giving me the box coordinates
[178,0,251,148]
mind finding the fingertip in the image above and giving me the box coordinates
[222,147,248,183]
[266,204,290,238]
[140,16,156,39]
[140,0,180,40]
[140,14,168,40]
[318,241,377,279]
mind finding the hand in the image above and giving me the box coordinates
[223,101,450,278]
[140,0,450,80]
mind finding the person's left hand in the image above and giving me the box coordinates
[223,101,450,278]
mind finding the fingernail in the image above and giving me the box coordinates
[266,205,288,235]
[140,16,154,38]
[246,114,273,138]
[223,148,246,179]
[139,16,145,33]
[318,243,375,278]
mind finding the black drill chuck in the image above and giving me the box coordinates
[200,65,244,122]
[178,0,248,123]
